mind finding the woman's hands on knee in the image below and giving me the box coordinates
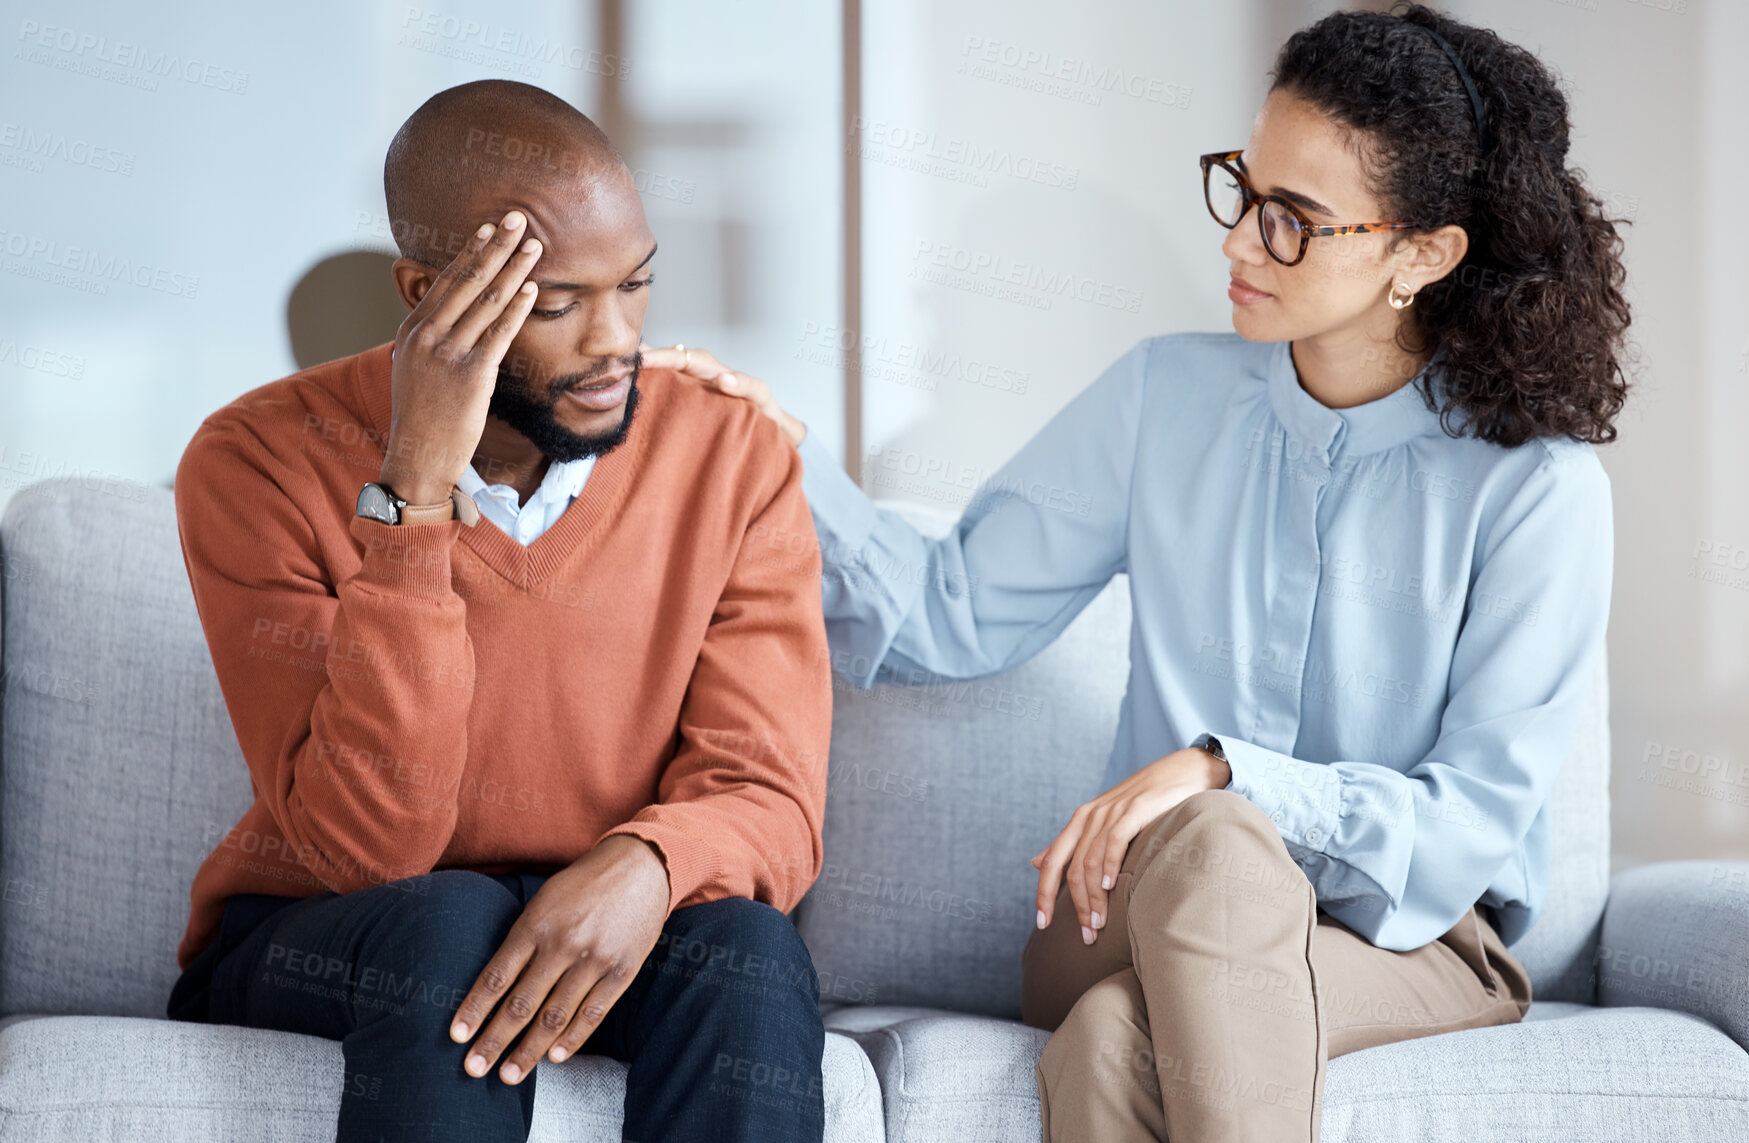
[1031,746,1231,945]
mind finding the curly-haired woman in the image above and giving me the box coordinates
[652,3,1631,1138]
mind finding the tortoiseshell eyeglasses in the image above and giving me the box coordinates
[1199,150,1415,267]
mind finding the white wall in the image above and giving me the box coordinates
[842,1,1262,495]
[4,0,1740,872]
[847,0,1742,871]
[0,0,841,503]
[615,0,843,437]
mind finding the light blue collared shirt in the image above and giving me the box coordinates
[796,332,1613,951]
[458,454,595,545]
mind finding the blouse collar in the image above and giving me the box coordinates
[1266,339,1448,462]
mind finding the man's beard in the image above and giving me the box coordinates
[489,351,642,463]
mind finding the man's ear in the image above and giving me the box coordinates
[390,256,437,311]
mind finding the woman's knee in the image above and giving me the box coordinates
[1126,788,1291,880]
[1163,788,1273,833]
[1039,970,1150,1080]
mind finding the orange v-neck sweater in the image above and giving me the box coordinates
[171,341,831,970]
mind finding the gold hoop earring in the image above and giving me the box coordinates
[1388,281,1417,311]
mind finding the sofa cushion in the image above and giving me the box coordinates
[1322,1002,1747,1140]
[0,480,249,1018]
[0,1016,884,1142]
[826,1001,1749,1143]
[795,549,1130,1020]
[827,1008,1049,1143]
[797,500,1613,1023]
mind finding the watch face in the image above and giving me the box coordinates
[356,482,398,524]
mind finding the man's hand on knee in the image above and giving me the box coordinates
[449,835,671,1085]
[1030,747,1231,945]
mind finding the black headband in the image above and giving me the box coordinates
[1411,23,1491,157]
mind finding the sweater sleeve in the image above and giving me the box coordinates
[599,426,833,915]
[1206,446,1614,950]
[175,423,477,895]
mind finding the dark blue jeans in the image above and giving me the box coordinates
[166,869,826,1142]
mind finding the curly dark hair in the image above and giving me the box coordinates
[1269,2,1632,447]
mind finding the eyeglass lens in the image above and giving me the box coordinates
[1207,163,1304,263]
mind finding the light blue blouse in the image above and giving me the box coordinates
[795,332,1613,952]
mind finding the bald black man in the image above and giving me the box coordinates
[163,79,832,1143]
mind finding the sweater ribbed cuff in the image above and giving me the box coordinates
[598,821,719,915]
[347,514,463,599]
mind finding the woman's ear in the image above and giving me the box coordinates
[1415,223,1471,286]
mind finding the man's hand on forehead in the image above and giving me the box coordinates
[378,209,545,507]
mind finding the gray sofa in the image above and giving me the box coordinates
[0,477,1745,1140]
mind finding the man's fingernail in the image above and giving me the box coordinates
[720,372,738,389]
[1036,909,1047,930]
[1091,911,1104,930]
[466,1053,487,1076]
[1081,925,1095,945]
[550,1046,568,1062]
[1102,875,1113,890]
[451,1022,469,1040]
[501,1063,521,1084]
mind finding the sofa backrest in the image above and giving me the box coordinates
[793,501,1612,1017]
[0,479,253,1017]
[0,480,1610,1020]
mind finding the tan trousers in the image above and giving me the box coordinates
[1021,789,1531,1143]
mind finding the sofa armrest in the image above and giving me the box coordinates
[1598,860,1749,1049]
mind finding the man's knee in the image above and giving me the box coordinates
[654,898,821,1010]
[390,869,521,935]
[258,871,521,1032]
[367,871,522,990]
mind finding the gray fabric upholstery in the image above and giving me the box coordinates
[2,479,1745,1141]
[1319,1002,1749,1140]
[829,1009,1047,1143]
[0,479,886,1141]
[0,1015,883,1142]
[795,568,1128,1020]
[0,480,244,1019]
[824,1002,1749,1143]
[796,501,1613,1019]
[1600,859,1749,1049]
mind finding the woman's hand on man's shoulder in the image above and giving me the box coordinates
[640,342,808,448]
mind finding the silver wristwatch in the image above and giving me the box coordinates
[355,481,409,525]
[356,482,476,527]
